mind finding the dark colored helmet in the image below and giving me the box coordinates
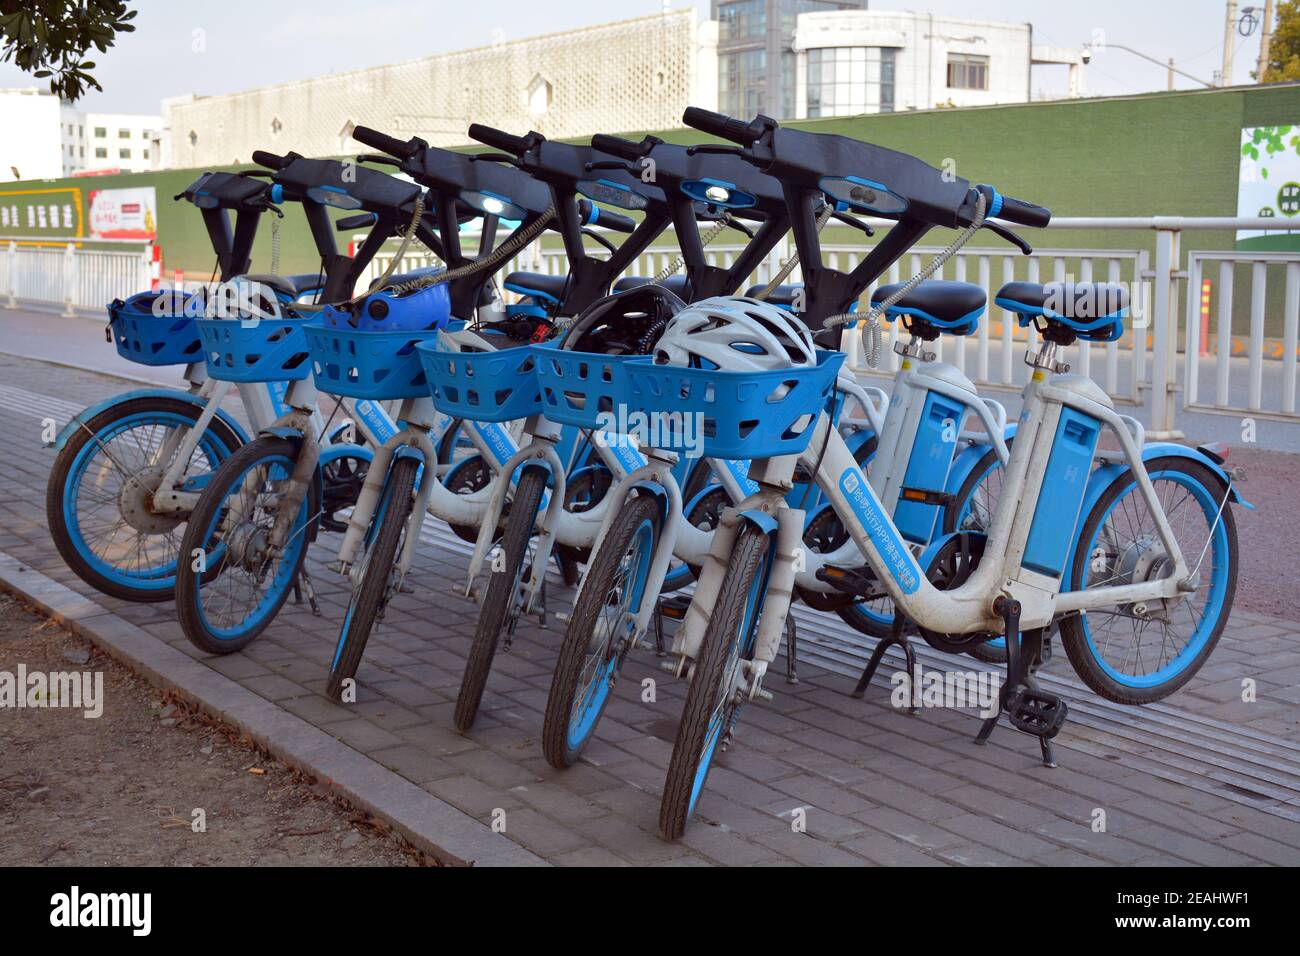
[560,282,687,355]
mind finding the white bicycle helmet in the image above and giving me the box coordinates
[653,296,817,372]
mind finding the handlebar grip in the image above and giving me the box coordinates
[682,107,752,144]
[352,125,417,159]
[467,123,529,155]
[994,195,1051,229]
[590,134,643,161]
[577,199,635,234]
[252,150,289,170]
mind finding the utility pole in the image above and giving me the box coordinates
[1168,57,1176,90]
[1223,0,1238,85]
[1256,0,1276,81]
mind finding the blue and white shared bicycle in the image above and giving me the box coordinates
[646,109,1246,838]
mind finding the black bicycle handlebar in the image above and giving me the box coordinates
[467,123,530,156]
[590,134,644,161]
[682,107,757,145]
[352,125,419,159]
[252,149,290,170]
[994,195,1051,229]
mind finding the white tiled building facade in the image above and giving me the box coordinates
[164,9,709,169]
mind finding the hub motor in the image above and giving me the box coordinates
[117,467,183,535]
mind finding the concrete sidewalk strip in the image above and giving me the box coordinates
[0,552,545,868]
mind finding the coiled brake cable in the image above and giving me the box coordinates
[753,203,834,301]
[652,211,734,285]
[822,191,988,368]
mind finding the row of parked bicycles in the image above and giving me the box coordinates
[45,107,1247,838]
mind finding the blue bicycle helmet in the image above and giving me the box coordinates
[320,280,452,331]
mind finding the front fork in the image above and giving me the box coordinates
[333,424,438,598]
[464,429,568,616]
[670,495,804,702]
[572,449,684,652]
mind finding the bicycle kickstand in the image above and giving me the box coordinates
[974,597,1066,768]
[852,614,918,714]
[293,567,322,617]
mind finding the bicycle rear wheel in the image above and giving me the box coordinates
[453,466,548,732]
[325,455,420,701]
[1060,457,1237,704]
[47,396,241,602]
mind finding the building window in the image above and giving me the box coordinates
[526,74,553,117]
[718,0,766,41]
[94,127,106,138]
[119,148,131,159]
[188,130,198,147]
[79,146,84,157]
[947,53,989,91]
[95,147,107,159]
[118,128,130,138]
[806,47,896,118]
[143,148,150,160]
[719,48,767,117]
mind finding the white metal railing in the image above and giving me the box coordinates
[365,217,1300,436]
[0,238,153,316]
[5,219,1298,434]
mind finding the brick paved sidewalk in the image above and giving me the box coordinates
[1,351,1298,866]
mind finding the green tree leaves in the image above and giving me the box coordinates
[0,1,137,102]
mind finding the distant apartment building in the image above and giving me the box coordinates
[713,0,868,120]
[0,87,160,183]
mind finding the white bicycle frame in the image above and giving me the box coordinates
[671,339,1191,695]
[800,335,1010,580]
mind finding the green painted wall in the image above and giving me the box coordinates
[3,84,1299,330]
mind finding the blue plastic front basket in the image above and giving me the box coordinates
[416,336,542,423]
[622,350,846,459]
[533,341,645,430]
[108,295,203,367]
[195,317,312,383]
[303,321,439,400]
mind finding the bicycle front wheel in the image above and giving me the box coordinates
[176,436,314,654]
[543,494,660,768]
[660,526,769,841]
[326,455,420,701]
[453,466,548,732]
[46,396,241,602]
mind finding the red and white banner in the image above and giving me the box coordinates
[88,186,158,240]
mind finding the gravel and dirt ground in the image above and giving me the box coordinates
[0,593,427,866]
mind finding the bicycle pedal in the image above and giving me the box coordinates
[1006,687,1068,739]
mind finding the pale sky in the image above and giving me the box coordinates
[0,0,1272,114]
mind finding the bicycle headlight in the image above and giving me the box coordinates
[819,176,908,217]
[461,189,526,221]
[306,185,363,210]
[681,178,756,210]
